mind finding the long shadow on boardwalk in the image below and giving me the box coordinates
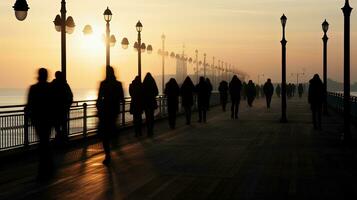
[0,97,356,200]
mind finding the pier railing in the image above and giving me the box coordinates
[327,92,357,121]
[0,93,220,151]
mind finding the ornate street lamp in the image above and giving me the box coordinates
[104,7,113,70]
[135,21,152,80]
[322,19,329,115]
[280,14,288,123]
[195,50,199,84]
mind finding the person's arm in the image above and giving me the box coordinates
[96,82,104,110]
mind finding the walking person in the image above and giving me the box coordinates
[164,78,180,129]
[196,77,209,123]
[96,66,124,165]
[308,74,324,130]
[180,76,195,125]
[229,75,242,119]
[129,76,144,137]
[246,80,256,107]
[276,84,281,97]
[263,79,274,109]
[51,71,73,146]
[26,68,54,180]
[298,83,304,98]
[218,80,229,112]
[143,73,159,137]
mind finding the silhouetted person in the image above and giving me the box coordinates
[263,79,274,109]
[26,68,54,180]
[292,84,296,97]
[246,80,256,107]
[276,84,281,97]
[242,82,247,100]
[229,75,242,119]
[196,77,210,123]
[129,76,144,137]
[96,66,124,165]
[298,83,304,98]
[165,78,180,129]
[51,71,73,145]
[206,78,213,110]
[180,76,195,125]
[308,74,324,130]
[218,81,229,112]
[143,73,159,136]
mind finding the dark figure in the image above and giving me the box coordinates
[229,75,242,119]
[292,84,296,97]
[96,66,124,165]
[143,73,159,136]
[298,83,304,98]
[129,76,144,137]
[246,80,256,107]
[206,78,213,110]
[263,79,274,109]
[218,81,229,112]
[51,71,73,145]
[196,77,210,123]
[242,82,247,100]
[180,76,195,125]
[26,68,54,180]
[308,74,324,130]
[165,78,180,129]
[276,84,281,97]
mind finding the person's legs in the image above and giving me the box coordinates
[198,106,202,122]
[230,101,235,119]
[36,124,53,180]
[317,105,322,129]
[203,109,207,123]
[133,113,142,137]
[311,106,317,129]
[145,109,155,136]
[235,102,239,119]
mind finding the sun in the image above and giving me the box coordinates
[80,25,105,54]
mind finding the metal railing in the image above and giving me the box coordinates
[0,93,221,151]
[327,92,357,122]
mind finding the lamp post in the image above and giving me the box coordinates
[203,53,207,78]
[258,74,265,85]
[195,50,199,84]
[159,34,168,94]
[342,0,352,142]
[103,7,115,72]
[134,21,152,80]
[280,14,288,123]
[291,72,304,86]
[322,20,329,115]
[225,62,228,81]
[212,56,215,88]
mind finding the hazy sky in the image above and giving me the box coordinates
[0,0,356,89]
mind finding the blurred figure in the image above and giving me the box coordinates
[246,80,256,107]
[51,71,73,145]
[196,77,210,123]
[242,82,247,100]
[143,73,159,136]
[276,84,281,97]
[255,85,261,99]
[292,84,296,97]
[26,68,54,180]
[298,83,304,98]
[218,80,229,112]
[229,75,242,119]
[165,78,180,129]
[180,76,195,125]
[96,66,124,165]
[129,76,144,137]
[206,78,213,110]
[263,79,274,109]
[308,74,324,130]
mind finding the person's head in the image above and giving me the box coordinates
[38,68,48,82]
[55,71,64,81]
[313,74,320,80]
[106,66,116,80]
[199,76,205,83]
[232,75,238,81]
[206,78,211,83]
[248,80,253,84]
[267,78,271,83]
[134,76,140,83]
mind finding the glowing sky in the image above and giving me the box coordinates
[0,0,356,90]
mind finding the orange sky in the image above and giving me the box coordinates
[0,0,356,90]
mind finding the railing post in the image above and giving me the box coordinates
[122,101,125,126]
[24,108,29,148]
[83,103,87,138]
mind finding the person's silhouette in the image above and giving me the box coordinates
[51,71,73,145]
[196,77,209,123]
[298,83,304,98]
[308,74,324,130]
[129,76,144,137]
[26,68,54,180]
[246,80,256,107]
[218,81,229,112]
[255,84,261,99]
[276,84,281,97]
[263,79,274,109]
[164,78,180,129]
[242,82,247,100]
[96,66,124,165]
[206,78,213,110]
[180,76,195,125]
[229,75,242,119]
[143,73,159,137]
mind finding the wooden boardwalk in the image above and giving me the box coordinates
[0,96,356,200]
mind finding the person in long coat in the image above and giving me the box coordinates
[129,76,144,137]
[164,78,180,129]
[246,80,256,107]
[308,74,324,130]
[218,81,229,112]
[96,66,124,165]
[143,73,159,136]
[196,77,210,123]
[229,75,242,119]
[180,76,195,125]
[263,79,274,109]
